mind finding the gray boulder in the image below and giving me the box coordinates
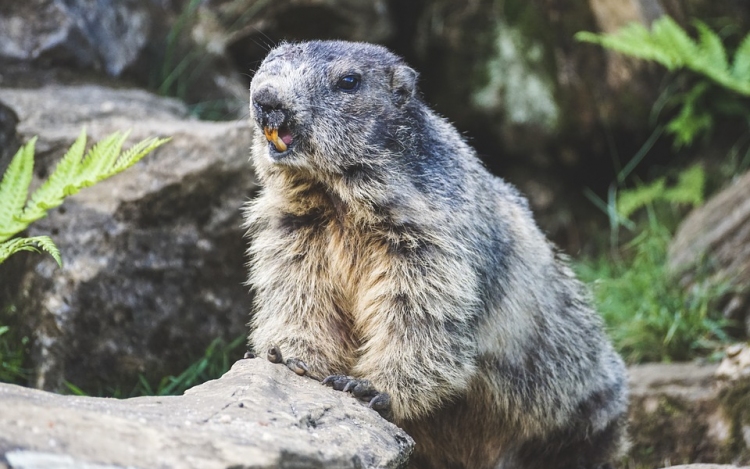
[0,0,153,76]
[0,358,414,469]
[668,170,750,336]
[0,84,256,393]
[628,361,750,467]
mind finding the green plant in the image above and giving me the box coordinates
[575,17,742,364]
[65,335,247,397]
[134,335,246,396]
[578,139,727,363]
[576,215,731,363]
[577,16,750,148]
[0,316,29,384]
[616,164,705,220]
[0,129,170,266]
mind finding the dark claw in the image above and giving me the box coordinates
[322,374,353,391]
[323,375,392,418]
[345,379,379,399]
[324,376,380,400]
[286,357,309,376]
[267,344,283,364]
[368,392,391,411]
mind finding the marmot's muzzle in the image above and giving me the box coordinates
[263,127,289,152]
[253,85,294,154]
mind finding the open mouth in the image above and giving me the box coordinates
[263,124,294,155]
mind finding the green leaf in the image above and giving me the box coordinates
[650,16,694,67]
[732,32,750,80]
[64,381,88,396]
[665,81,713,148]
[694,20,729,74]
[0,236,61,266]
[77,132,128,188]
[576,24,679,69]
[576,16,750,96]
[616,165,704,220]
[617,178,667,220]
[107,137,171,177]
[0,138,36,242]
[22,128,87,225]
[663,164,705,207]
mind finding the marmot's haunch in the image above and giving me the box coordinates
[245,40,628,469]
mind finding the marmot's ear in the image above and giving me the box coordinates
[390,64,418,107]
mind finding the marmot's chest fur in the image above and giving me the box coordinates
[245,40,628,469]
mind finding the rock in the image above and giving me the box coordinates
[663,466,750,469]
[216,0,393,56]
[0,358,414,469]
[0,84,257,393]
[628,362,750,467]
[0,98,20,173]
[717,344,750,382]
[0,0,153,77]
[668,170,750,336]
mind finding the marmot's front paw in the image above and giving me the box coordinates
[266,344,313,377]
[322,375,392,417]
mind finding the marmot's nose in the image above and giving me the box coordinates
[252,85,289,129]
[253,86,284,114]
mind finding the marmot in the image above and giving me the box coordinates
[245,40,628,469]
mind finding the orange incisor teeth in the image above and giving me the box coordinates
[263,127,287,152]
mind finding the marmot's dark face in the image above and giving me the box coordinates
[249,41,418,181]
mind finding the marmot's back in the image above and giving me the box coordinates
[245,40,628,469]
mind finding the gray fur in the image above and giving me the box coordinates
[245,40,628,469]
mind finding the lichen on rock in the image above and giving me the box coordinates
[471,20,559,131]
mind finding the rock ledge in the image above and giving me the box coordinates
[0,358,414,469]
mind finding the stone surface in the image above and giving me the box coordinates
[664,465,750,469]
[0,0,153,77]
[0,98,20,173]
[0,358,414,469]
[627,362,750,467]
[717,344,750,381]
[0,84,256,393]
[668,170,750,336]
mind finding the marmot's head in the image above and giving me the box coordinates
[249,41,419,181]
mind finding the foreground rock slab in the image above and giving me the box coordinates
[628,362,750,467]
[0,358,414,469]
[665,465,750,468]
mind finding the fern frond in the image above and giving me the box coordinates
[664,164,705,207]
[694,21,728,74]
[0,236,61,266]
[19,130,169,230]
[0,128,169,266]
[652,16,696,68]
[576,24,680,69]
[617,165,704,220]
[665,81,713,148]
[77,131,129,189]
[577,16,750,96]
[0,138,36,242]
[23,128,87,222]
[106,136,171,177]
[732,33,750,80]
[618,178,667,220]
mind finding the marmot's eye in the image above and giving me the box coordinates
[337,74,361,92]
